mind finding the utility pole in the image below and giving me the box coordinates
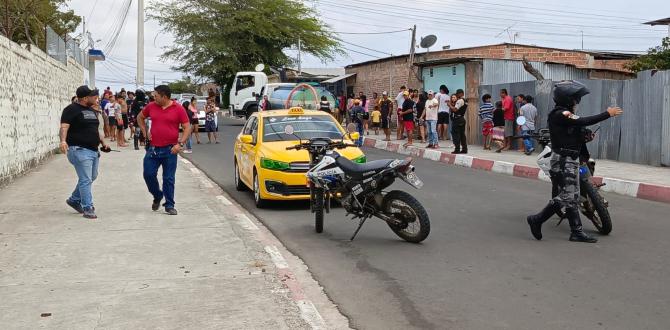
[137,0,145,88]
[408,25,416,83]
[298,37,302,76]
[581,30,584,50]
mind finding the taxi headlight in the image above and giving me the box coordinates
[260,158,290,171]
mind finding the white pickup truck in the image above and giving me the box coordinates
[229,71,268,118]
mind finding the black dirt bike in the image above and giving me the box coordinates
[284,125,430,243]
[533,128,612,235]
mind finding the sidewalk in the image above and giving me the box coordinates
[0,148,349,329]
[362,131,670,204]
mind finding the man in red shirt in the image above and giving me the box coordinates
[137,85,192,215]
[500,88,515,151]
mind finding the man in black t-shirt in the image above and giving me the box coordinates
[400,91,415,146]
[379,91,394,141]
[60,86,109,219]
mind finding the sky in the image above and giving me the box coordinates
[66,0,669,92]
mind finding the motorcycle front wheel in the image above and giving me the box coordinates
[382,190,430,243]
[580,181,612,235]
[312,186,324,233]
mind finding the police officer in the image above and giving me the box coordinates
[527,81,623,243]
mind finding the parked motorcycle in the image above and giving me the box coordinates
[284,124,430,243]
[532,127,612,235]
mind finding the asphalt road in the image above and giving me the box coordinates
[184,118,670,330]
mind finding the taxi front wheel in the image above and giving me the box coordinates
[253,170,269,208]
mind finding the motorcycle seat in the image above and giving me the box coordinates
[335,155,393,177]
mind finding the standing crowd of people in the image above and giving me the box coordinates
[61,85,213,219]
[330,85,468,154]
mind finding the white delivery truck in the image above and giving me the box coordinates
[229,71,268,118]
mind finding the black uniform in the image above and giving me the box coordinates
[527,81,614,243]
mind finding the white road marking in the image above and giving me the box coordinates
[190,167,200,174]
[297,300,326,330]
[236,213,259,231]
[264,245,289,269]
[180,158,192,165]
[216,195,233,205]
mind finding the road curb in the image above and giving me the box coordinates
[363,137,670,205]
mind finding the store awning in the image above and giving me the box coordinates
[321,73,356,84]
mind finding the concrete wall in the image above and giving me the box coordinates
[0,34,84,186]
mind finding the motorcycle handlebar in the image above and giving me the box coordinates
[285,141,356,151]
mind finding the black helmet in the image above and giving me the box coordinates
[553,80,589,107]
[135,89,146,102]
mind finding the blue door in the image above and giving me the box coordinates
[422,64,465,95]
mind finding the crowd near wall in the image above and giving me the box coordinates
[0,34,85,186]
[478,70,670,167]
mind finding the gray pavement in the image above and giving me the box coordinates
[0,146,350,329]
[184,118,670,330]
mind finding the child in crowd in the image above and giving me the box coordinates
[478,94,495,150]
[370,107,381,135]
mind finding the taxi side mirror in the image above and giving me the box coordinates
[349,132,360,141]
[240,135,253,144]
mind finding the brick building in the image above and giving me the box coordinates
[341,43,637,144]
[344,43,636,98]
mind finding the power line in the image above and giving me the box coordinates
[87,0,100,20]
[103,0,133,56]
[335,29,411,35]
[342,46,381,58]
[107,57,178,73]
[320,0,663,40]
[338,39,394,56]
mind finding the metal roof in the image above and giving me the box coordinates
[644,17,670,25]
[320,73,357,84]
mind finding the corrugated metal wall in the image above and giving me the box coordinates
[478,70,670,166]
[482,59,588,85]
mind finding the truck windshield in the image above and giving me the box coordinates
[263,115,342,142]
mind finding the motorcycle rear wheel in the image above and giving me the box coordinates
[581,181,612,235]
[382,190,430,243]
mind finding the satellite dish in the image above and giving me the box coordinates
[255,63,265,72]
[420,35,437,49]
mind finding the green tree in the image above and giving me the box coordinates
[167,76,199,94]
[150,0,341,106]
[625,37,670,72]
[1,0,81,48]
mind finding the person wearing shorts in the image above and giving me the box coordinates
[400,91,415,146]
[395,86,406,140]
[204,97,219,144]
[379,92,393,141]
[436,85,450,140]
[479,94,495,150]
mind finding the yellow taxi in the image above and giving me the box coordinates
[234,107,365,207]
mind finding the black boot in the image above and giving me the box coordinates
[566,208,597,243]
[527,202,560,240]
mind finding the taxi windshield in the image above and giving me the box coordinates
[263,115,343,142]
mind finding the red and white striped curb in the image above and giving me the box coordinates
[179,157,330,329]
[363,137,670,205]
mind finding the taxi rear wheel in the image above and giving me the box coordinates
[253,170,268,208]
[234,159,246,191]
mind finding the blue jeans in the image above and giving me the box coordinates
[426,120,438,145]
[522,130,534,152]
[356,122,364,146]
[143,146,178,208]
[67,147,99,210]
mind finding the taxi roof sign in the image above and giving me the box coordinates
[288,107,304,115]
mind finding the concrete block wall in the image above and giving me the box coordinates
[0,34,84,186]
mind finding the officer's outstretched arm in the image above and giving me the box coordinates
[554,111,611,127]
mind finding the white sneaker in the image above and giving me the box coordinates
[184,150,193,154]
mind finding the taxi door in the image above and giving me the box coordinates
[239,116,259,185]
